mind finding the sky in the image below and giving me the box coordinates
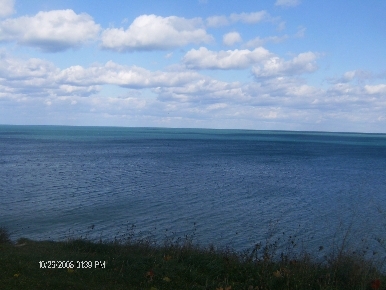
[0,0,385,133]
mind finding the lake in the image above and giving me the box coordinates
[1,125,386,262]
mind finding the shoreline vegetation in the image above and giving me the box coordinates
[1,226,385,290]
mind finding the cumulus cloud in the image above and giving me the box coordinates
[154,78,244,104]
[0,9,100,52]
[152,72,382,124]
[0,52,206,95]
[275,0,301,7]
[0,0,15,17]
[57,61,205,88]
[183,47,272,69]
[0,53,58,80]
[0,52,99,97]
[223,32,242,46]
[1,50,385,132]
[252,52,320,77]
[101,14,213,52]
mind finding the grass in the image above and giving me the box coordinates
[0,226,385,290]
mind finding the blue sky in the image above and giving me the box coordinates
[0,0,385,132]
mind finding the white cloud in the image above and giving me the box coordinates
[0,52,100,98]
[0,9,100,52]
[154,78,244,104]
[252,52,320,77]
[0,0,14,17]
[223,32,242,46]
[0,52,205,95]
[0,53,58,80]
[206,15,229,27]
[245,26,305,48]
[343,70,373,82]
[229,11,269,24]
[329,70,374,84]
[344,71,358,81]
[275,0,301,7]
[101,14,213,52]
[152,73,382,126]
[183,47,272,69]
[57,61,204,88]
[245,35,288,48]
[205,11,278,27]
[295,26,306,38]
[165,52,173,59]
[1,50,385,132]
[205,11,285,32]
[206,103,228,110]
[365,84,386,94]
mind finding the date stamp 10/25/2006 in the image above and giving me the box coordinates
[39,260,106,269]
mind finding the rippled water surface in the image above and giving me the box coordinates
[1,125,386,256]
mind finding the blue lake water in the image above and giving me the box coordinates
[1,125,386,261]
